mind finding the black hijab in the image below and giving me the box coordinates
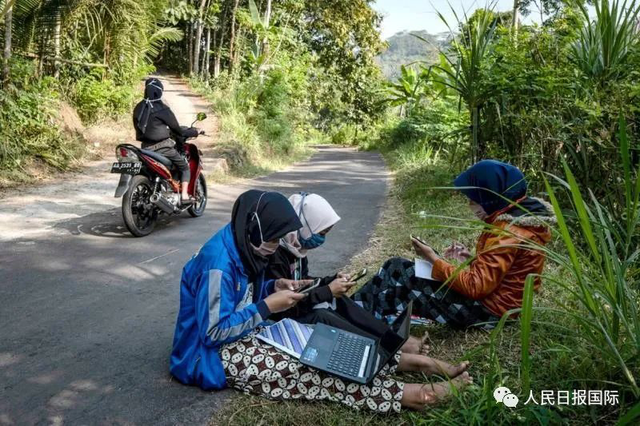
[231,190,302,285]
[136,78,165,134]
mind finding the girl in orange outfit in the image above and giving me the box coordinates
[353,160,556,329]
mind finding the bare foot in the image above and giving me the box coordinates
[426,372,474,403]
[422,357,470,378]
[401,334,430,355]
[398,353,470,378]
[401,373,473,410]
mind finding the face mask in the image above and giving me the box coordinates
[469,202,488,220]
[250,192,280,257]
[251,240,279,258]
[299,233,325,249]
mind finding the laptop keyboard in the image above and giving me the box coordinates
[327,333,371,378]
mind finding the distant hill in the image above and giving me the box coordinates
[375,30,453,80]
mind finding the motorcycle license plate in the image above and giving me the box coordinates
[111,162,141,175]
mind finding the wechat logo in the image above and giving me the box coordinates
[494,386,519,408]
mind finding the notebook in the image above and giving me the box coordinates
[256,318,314,358]
[414,258,434,280]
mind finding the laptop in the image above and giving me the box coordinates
[300,301,413,384]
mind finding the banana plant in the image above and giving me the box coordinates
[247,0,272,72]
[384,65,431,117]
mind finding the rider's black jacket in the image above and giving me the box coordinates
[132,101,198,148]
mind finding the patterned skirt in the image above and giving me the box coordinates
[352,257,500,329]
[221,334,404,413]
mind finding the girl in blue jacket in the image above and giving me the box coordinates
[170,190,473,413]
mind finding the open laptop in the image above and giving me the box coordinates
[300,301,413,384]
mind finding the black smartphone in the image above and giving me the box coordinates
[411,234,428,246]
[350,268,368,282]
[297,278,321,294]
[411,235,440,255]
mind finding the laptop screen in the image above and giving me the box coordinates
[371,301,413,377]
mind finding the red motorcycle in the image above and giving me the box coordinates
[111,113,208,237]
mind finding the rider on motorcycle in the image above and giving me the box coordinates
[133,78,200,205]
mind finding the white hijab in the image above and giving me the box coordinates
[281,193,341,258]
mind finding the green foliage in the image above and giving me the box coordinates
[376,97,468,167]
[384,65,431,115]
[0,59,85,177]
[190,52,323,176]
[71,70,136,123]
[570,0,640,84]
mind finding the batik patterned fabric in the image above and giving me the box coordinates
[222,334,404,413]
[352,257,499,329]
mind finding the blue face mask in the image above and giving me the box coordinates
[299,233,325,249]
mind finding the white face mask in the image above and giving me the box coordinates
[469,202,488,220]
[250,192,279,257]
[251,241,279,258]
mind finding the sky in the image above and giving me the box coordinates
[372,0,543,39]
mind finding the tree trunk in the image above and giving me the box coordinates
[212,28,219,77]
[471,106,480,163]
[53,8,62,79]
[262,0,271,55]
[228,0,240,73]
[2,4,12,85]
[188,23,193,74]
[204,27,211,77]
[232,28,243,67]
[193,0,208,76]
[512,0,519,39]
[104,33,111,72]
[214,1,229,76]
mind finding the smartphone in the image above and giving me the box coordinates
[411,235,440,255]
[411,234,428,246]
[350,268,368,282]
[297,278,321,294]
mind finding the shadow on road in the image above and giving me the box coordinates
[52,209,190,238]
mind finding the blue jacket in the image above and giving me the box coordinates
[170,224,273,390]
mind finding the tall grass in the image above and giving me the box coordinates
[540,118,639,398]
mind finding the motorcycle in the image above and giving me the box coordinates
[111,112,208,237]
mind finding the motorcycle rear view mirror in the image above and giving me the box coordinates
[196,112,207,122]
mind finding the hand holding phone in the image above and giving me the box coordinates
[328,277,357,298]
[411,234,428,246]
[296,278,321,294]
[349,268,368,282]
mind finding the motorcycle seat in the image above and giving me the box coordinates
[141,149,174,168]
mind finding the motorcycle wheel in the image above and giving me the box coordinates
[188,174,208,218]
[123,175,157,237]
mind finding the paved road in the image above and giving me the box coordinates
[0,146,388,425]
